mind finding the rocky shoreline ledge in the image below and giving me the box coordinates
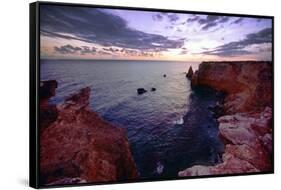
[179,61,273,176]
[39,81,138,185]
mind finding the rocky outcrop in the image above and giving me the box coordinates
[151,87,156,92]
[179,61,273,177]
[137,88,147,95]
[179,106,272,176]
[186,66,194,79]
[191,61,272,114]
[40,80,58,130]
[40,81,138,185]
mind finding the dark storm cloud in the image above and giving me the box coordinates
[186,15,230,31]
[41,5,184,51]
[152,13,164,21]
[167,13,179,22]
[232,18,244,24]
[156,13,179,23]
[186,15,200,23]
[201,27,272,57]
[54,44,97,55]
[199,16,230,31]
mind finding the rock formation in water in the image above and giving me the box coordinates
[180,61,273,176]
[40,80,58,130]
[186,66,194,80]
[40,80,138,185]
[190,61,272,114]
[137,88,147,95]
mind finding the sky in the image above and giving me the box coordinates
[40,5,272,61]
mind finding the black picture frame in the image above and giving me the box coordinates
[30,1,274,189]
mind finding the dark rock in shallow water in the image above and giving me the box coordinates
[137,88,147,95]
[186,66,194,80]
[208,104,225,118]
[163,74,166,77]
[151,88,156,92]
[40,80,58,130]
[40,80,58,99]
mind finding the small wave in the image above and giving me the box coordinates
[172,117,184,125]
[156,161,164,175]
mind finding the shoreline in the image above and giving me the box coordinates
[38,60,273,184]
[39,81,138,186]
[179,61,273,176]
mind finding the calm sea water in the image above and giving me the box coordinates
[40,59,224,179]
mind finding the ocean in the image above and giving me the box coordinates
[40,59,224,178]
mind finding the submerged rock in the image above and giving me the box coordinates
[40,81,138,185]
[137,88,147,95]
[151,87,156,92]
[186,66,194,80]
[40,80,58,100]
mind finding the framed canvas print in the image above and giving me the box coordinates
[29,1,274,188]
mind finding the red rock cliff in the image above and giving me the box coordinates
[191,61,272,114]
[179,61,273,176]
[39,81,138,186]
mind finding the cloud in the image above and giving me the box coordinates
[152,13,163,21]
[54,44,81,54]
[103,47,120,52]
[179,50,188,55]
[186,15,201,23]
[199,16,230,31]
[258,46,272,53]
[155,12,179,24]
[54,44,157,58]
[41,5,184,52]
[120,48,156,57]
[54,44,97,55]
[97,51,112,55]
[201,27,272,57]
[167,13,179,22]
[165,25,174,30]
[81,46,97,55]
[186,15,230,31]
[232,18,244,24]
